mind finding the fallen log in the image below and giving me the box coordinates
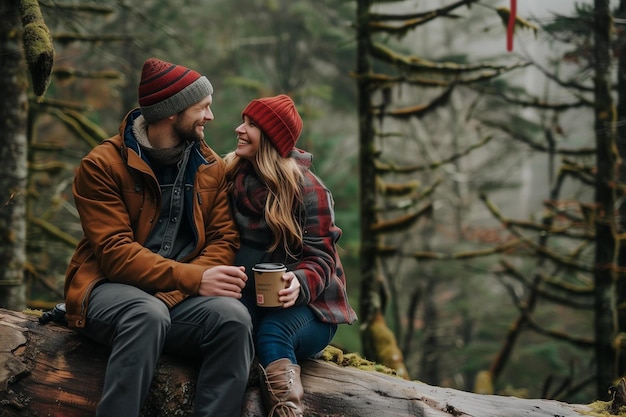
[0,307,600,416]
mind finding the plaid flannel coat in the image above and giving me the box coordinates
[230,149,357,325]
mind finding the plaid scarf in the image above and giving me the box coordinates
[231,163,274,246]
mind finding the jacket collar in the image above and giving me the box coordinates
[114,108,217,169]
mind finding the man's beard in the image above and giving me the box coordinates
[173,118,204,143]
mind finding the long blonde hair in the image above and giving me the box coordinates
[225,135,304,257]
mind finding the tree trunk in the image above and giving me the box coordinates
[592,0,620,401]
[0,308,596,417]
[355,0,409,379]
[614,0,626,380]
[0,0,28,311]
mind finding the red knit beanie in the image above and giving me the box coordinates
[242,94,303,157]
[138,58,213,123]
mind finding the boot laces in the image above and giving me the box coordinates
[268,401,301,417]
[265,367,295,398]
[265,368,302,416]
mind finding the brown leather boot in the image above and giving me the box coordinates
[259,358,304,417]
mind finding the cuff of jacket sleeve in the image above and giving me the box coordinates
[154,290,189,308]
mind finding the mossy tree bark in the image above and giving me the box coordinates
[0,0,28,311]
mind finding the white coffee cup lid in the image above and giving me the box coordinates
[253,263,286,272]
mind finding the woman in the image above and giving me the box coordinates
[224,94,357,417]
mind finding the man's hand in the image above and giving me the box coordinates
[198,265,247,298]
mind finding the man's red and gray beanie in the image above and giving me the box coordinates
[138,58,213,123]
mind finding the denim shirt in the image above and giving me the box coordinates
[144,143,195,261]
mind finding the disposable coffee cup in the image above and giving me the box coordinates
[252,263,287,307]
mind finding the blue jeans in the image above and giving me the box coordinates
[241,295,337,367]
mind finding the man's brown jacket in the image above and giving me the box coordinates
[64,109,239,328]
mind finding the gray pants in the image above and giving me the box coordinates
[78,283,254,417]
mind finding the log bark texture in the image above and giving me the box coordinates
[0,308,595,416]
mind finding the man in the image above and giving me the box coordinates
[64,58,254,417]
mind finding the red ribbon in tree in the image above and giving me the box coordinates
[507,0,517,51]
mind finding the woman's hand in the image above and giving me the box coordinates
[278,271,301,308]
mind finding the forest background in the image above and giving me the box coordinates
[2,0,625,407]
